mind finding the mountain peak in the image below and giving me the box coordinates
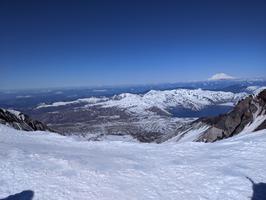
[208,73,235,81]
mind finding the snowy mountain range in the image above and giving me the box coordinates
[30,88,250,139]
[37,88,247,116]
[1,78,265,112]
[2,88,266,144]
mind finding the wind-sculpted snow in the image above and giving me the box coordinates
[0,125,265,200]
[37,88,246,115]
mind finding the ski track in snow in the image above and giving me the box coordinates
[0,125,266,200]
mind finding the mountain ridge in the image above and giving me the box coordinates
[0,108,53,132]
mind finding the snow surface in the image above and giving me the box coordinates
[168,125,210,143]
[37,97,108,108]
[246,86,261,92]
[0,125,266,200]
[241,115,266,134]
[5,109,21,117]
[208,73,235,81]
[253,86,266,95]
[244,86,266,96]
[1,109,25,121]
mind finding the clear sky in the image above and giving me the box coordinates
[0,0,266,89]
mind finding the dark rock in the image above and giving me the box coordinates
[0,108,53,132]
[196,89,266,142]
[257,89,266,101]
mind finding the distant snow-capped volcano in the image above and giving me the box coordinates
[208,73,235,81]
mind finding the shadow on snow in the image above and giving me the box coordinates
[247,177,266,200]
[0,190,34,200]
[0,178,265,200]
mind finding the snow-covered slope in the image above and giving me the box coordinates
[37,88,246,115]
[37,97,108,108]
[246,86,266,95]
[0,125,265,200]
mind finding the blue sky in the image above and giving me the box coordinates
[0,0,266,89]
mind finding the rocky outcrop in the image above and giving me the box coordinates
[195,89,266,142]
[0,108,53,132]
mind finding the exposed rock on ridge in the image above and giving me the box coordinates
[196,89,266,142]
[0,108,53,132]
